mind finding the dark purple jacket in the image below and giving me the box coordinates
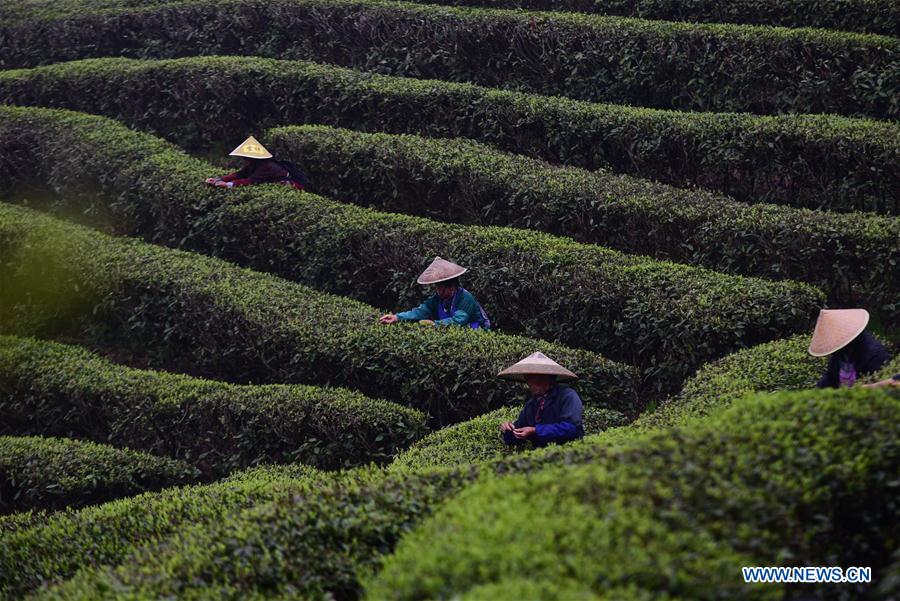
[816,331,891,388]
[221,159,303,189]
[503,384,584,447]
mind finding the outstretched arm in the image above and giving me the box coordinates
[397,300,435,322]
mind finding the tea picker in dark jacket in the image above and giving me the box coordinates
[498,352,584,447]
[809,309,891,388]
[205,136,309,190]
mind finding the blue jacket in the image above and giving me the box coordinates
[816,331,891,388]
[503,384,584,447]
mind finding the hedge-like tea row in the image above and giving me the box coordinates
[5,0,897,35]
[388,404,628,472]
[269,125,900,316]
[0,203,637,423]
[0,106,823,388]
[368,387,900,599]
[0,435,198,514]
[0,336,429,473]
[1,58,896,212]
[38,467,461,601]
[0,0,897,120]
[0,463,328,598]
[405,0,900,36]
[37,387,900,599]
[636,334,826,430]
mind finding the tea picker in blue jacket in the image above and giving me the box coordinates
[498,352,584,447]
[809,308,891,388]
[378,257,491,330]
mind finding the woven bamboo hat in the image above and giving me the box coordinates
[229,136,273,159]
[808,309,869,357]
[416,256,468,285]
[497,352,578,382]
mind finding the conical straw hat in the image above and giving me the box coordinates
[416,256,468,285]
[808,309,869,357]
[229,136,273,159]
[497,352,578,382]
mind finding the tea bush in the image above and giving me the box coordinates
[0,57,897,209]
[0,106,824,389]
[368,387,900,599]
[0,0,896,120]
[0,435,198,513]
[0,463,328,598]
[0,203,637,423]
[389,404,628,472]
[269,124,900,316]
[0,335,429,473]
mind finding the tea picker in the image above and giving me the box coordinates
[205,136,310,190]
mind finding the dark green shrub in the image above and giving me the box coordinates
[0,435,198,514]
[0,0,896,120]
[1,57,895,211]
[0,203,637,423]
[268,125,900,316]
[636,334,825,429]
[5,0,897,34]
[398,0,900,36]
[0,106,823,390]
[36,387,900,600]
[31,465,463,600]
[0,463,326,598]
[367,387,900,600]
[0,335,429,474]
[389,405,627,472]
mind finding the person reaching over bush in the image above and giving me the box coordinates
[809,308,891,388]
[205,136,309,190]
[378,257,491,330]
[498,352,584,447]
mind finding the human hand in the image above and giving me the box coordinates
[513,426,536,440]
[379,314,398,325]
[419,319,435,326]
[204,177,219,185]
[500,421,515,432]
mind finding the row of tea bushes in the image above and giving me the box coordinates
[402,0,900,35]
[0,435,198,514]
[268,124,900,316]
[1,57,895,211]
[0,203,637,423]
[0,106,823,388]
[639,332,898,430]
[368,387,900,599]
[0,336,429,473]
[0,463,328,598]
[0,0,896,120]
[388,404,628,472]
[33,386,900,599]
[636,334,826,429]
[5,0,896,35]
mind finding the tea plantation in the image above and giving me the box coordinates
[0,0,898,598]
